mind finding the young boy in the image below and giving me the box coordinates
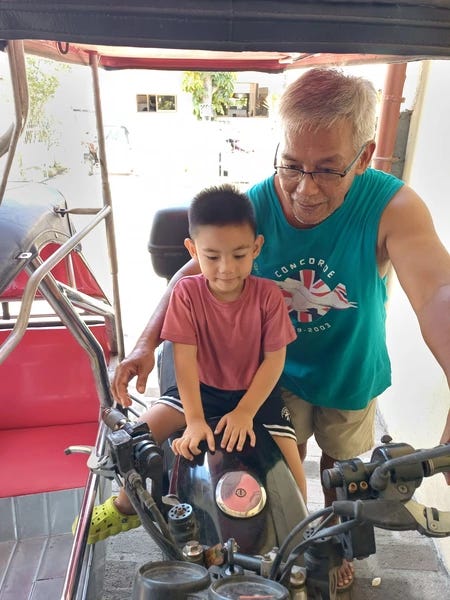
[80,184,306,543]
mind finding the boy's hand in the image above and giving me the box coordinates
[215,408,256,452]
[171,418,215,460]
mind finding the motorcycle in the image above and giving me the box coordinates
[84,205,450,599]
[92,402,450,600]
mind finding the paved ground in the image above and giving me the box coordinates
[101,401,450,599]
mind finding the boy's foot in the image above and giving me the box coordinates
[337,559,354,592]
[72,495,141,544]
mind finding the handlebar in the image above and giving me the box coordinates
[323,441,450,496]
[94,412,450,596]
[321,441,450,545]
[100,406,185,560]
[369,443,450,491]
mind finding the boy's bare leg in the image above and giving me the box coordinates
[114,403,186,515]
[273,436,307,502]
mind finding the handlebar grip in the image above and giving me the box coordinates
[371,443,450,491]
[423,453,450,477]
[322,467,344,490]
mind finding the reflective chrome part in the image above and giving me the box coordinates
[215,470,267,518]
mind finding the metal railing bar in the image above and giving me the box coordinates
[0,205,110,365]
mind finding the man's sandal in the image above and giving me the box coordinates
[337,559,355,593]
[72,495,141,544]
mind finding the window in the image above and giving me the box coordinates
[136,94,176,112]
[227,93,249,118]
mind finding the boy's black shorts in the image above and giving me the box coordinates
[157,382,297,442]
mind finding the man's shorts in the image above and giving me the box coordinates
[156,382,297,442]
[281,388,376,460]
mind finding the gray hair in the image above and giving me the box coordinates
[279,67,378,149]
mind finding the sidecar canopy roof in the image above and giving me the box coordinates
[1,1,450,72]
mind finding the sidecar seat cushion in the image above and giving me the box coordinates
[0,325,109,430]
[0,421,99,497]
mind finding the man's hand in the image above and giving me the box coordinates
[215,408,256,452]
[171,419,215,460]
[111,347,155,407]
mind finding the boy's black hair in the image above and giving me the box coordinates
[188,183,257,238]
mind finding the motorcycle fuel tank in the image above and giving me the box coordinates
[169,420,308,555]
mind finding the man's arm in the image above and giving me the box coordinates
[379,185,450,450]
[111,258,200,406]
[215,347,286,452]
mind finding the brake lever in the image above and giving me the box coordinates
[65,444,117,479]
[333,498,450,538]
[404,500,450,538]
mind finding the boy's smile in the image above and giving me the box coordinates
[184,223,263,301]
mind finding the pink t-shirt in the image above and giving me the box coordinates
[161,274,296,390]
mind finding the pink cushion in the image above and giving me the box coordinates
[0,325,110,429]
[0,422,99,497]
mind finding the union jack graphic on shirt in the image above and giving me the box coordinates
[276,270,357,323]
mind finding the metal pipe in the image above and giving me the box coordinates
[0,40,29,206]
[58,281,115,317]
[57,280,118,356]
[61,422,109,600]
[89,52,125,361]
[28,261,114,408]
[372,63,407,173]
[0,205,110,364]
[371,63,408,298]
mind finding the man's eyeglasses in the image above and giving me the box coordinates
[273,143,366,186]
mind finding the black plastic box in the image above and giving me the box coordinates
[148,207,190,281]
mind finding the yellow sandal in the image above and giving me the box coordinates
[72,495,141,544]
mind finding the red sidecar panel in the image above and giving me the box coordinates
[0,325,110,430]
[0,185,113,499]
[0,243,107,301]
[0,324,111,497]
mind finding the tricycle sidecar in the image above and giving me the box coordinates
[0,182,116,599]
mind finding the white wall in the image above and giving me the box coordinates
[379,60,450,566]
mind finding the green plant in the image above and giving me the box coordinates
[24,56,70,148]
[182,71,237,119]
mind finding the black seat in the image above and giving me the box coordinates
[0,183,72,295]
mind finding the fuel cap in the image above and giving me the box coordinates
[215,470,266,518]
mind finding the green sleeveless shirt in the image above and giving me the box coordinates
[247,168,404,410]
